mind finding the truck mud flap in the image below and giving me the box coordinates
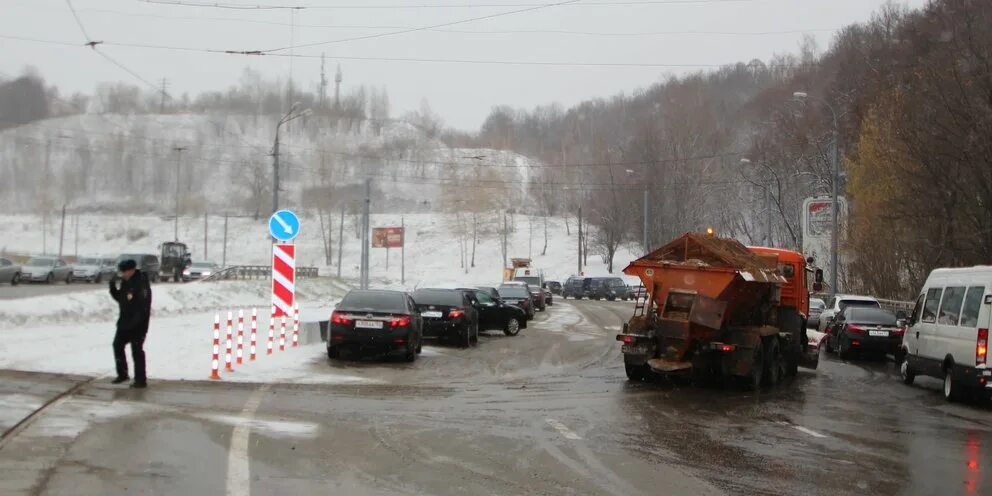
[798,347,820,370]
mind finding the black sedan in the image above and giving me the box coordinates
[412,288,478,347]
[497,284,536,320]
[826,306,904,359]
[327,289,423,361]
[459,288,528,336]
[545,281,562,295]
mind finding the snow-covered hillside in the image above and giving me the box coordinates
[0,113,540,214]
[0,212,641,289]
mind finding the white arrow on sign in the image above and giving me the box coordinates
[274,214,294,234]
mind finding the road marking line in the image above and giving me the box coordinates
[227,385,269,496]
[775,420,827,439]
[792,425,827,438]
[545,418,582,440]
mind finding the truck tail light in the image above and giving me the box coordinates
[978,328,988,365]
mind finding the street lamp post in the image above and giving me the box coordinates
[793,91,840,297]
[625,169,649,253]
[272,103,312,216]
[739,158,773,246]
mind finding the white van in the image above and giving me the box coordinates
[900,266,991,402]
[513,267,544,289]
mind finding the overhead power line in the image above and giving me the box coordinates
[74,8,836,37]
[136,0,761,10]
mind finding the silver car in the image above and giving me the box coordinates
[72,256,115,283]
[21,256,74,284]
[0,257,22,285]
[183,261,220,281]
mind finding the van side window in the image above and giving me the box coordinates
[959,286,986,328]
[922,288,943,323]
[909,294,925,325]
[938,287,966,325]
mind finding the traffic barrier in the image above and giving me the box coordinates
[236,309,245,365]
[249,308,258,361]
[279,315,287,351]
[267,305,275,355]
[210,314,221,380]
[224,311,234,372]
[292,303,300,347]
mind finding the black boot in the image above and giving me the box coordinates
[130,381,147,389]
[111,376,129,384]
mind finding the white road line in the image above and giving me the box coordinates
[227,385,270,496]
[545,418,582,440]
[775,420,827,439]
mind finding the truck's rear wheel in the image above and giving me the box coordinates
[762,338,784,387]
[625,363,649,382]
[737,345,764,391]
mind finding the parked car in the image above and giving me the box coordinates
[99,258,118,281]
[900,267,992,402]
[0,258,22,285]
[327,289,423,361]
[497,284,535,320]
[412,288,478,347]
[115,254,161,282]
[474,286,502,300]
[72,257,112,283]
[629,285,647,300]
[459,288,528,336]
[599,277,632,301]
[543,286,554,306]
[808,298,826,330]
[817,294,881,332]
[21,256,73,284]
[825,306,903,359]
[546,281,562,295]
[183,261,219,281]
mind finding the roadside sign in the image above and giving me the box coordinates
[271,243,296,318]
[372,227,404,248]
[269,209,300,242]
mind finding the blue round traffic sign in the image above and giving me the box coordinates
[269,209,301,242]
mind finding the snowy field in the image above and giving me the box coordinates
[0,212,641,288]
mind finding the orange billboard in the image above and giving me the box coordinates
[372,227,404,248]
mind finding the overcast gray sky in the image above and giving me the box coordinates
[2,0,927,130]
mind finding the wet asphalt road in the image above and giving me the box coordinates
[1,299,990,495]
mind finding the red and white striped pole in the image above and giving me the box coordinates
[292,303,300,347]
[249,308,258,361]
[236,309,245,365]
[279,315,287,351]
[210,313,221,380]
[266,305,275,355]
[224,311,234,372]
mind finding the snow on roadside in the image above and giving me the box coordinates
[0,278,347,327]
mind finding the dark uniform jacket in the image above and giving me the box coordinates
[110,270,152,334]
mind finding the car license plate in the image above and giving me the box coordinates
[422,311,443,318]
[355,320,383,329]
[621,344,647,354]
[869,330,889,337]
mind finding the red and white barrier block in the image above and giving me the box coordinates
[249,308,258,361]
[224,312,234,372]
[209,304,308,379]
[210,314,221,380]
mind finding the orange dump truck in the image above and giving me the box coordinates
[616,232,822,388]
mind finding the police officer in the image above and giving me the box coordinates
[109,259,152,388]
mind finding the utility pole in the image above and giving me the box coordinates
[643,189,649,253]
[765,186,772,246]
[334,64,342,111]
[74,215,79,258]
[577,207,583,275]
[502,212,508,269]
[222,213,228,267]
[337,209,344,278]
[159,78,169,114]
[401,216,405,285]
[272,105,310,216]
[360,178,371,289]
[830,123,840,296]
[173,146,186,241]
[203,212,208,260]
[57,204,66,258]
[319,53,327,111]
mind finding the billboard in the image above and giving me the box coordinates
[801,196,847,290]
[372,227,404,248]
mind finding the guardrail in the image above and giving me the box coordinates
[203,265,319,281]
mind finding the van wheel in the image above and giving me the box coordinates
[943,367,962,402]
[901,360,916,385]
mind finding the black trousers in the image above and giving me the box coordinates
[113,330,146,382]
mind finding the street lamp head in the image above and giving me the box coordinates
[793,91,809,100]
[625,169,635,174]
[739,158,752,165]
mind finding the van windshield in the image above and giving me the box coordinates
[515,276,541,286]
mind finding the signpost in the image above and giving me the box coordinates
[372,226,405,274]
[269,209,299,318]
[801,197,847,294]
